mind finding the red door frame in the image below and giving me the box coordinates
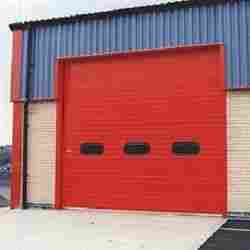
[54,44,227,213]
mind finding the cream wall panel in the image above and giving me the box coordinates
[27,102,56,205]
[228,92,250,213]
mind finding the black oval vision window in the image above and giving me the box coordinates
[80,143,104,155]
[172,142,200,155]
[124,142,150,155]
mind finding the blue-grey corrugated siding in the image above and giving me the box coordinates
[20,0,250,99]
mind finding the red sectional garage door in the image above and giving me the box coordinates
[57,45,226,213]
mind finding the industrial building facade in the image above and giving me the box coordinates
[9,0,250,215]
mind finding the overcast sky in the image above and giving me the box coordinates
[0,0,174,146]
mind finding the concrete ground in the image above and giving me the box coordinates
[0,208,225,250]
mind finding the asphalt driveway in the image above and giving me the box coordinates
[199,219,250,250]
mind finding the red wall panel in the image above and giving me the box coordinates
[11,103,23,209]
[10,31,22,102]
[56,45,226,213]
[10,30,23,208]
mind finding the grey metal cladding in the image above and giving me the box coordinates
[20,0,250,99]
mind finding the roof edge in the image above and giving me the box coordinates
[9,0,239,31]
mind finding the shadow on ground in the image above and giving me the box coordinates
[0,175,9,207]
[0,195,8,207]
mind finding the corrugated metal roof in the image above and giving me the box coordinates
[9,0,239,31]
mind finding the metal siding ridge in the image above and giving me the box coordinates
[43,27,50,98]
[49,28,56,97]
[232,2,240,88]
[21,31,29,100]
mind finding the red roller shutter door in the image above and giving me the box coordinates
[56,45,227,213]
